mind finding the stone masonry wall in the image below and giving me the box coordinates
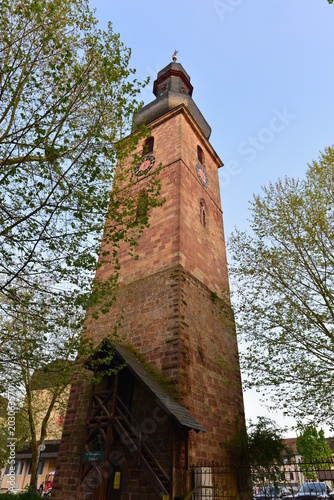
[96,112,182,289]
[85,263,244,463]
[96,106,229,295]
[83,265,182,383]
[178,114,230,294]
[52,376,91,499]
[54,105,245,498]
[178,267,244,463]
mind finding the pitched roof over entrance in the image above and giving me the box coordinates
[96,341,205,433]
[115,344,205,433]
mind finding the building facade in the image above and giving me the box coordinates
[53,59,245,499]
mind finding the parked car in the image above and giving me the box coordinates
[294,482,334,500]
[255,485,293,500]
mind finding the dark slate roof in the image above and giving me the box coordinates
[133,62,212,139]
[16,439,60,459]
[114,343,205,433]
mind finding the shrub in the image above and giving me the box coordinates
[0,492,41,499]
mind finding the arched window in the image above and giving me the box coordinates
[200,199,207,227]
[197,145,204,166]
[143,136,154,155]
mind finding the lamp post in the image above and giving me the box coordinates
[30,442,45,500]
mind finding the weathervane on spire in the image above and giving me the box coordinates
[172,49,178,62]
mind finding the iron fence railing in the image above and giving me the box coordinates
[184,461,334,500]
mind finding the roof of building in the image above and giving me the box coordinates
[284,436,334,454]
[91,340,205,433]
[133,61,212,139]
[284,438,298,455]
[115,343,205,433]
[16,439,61,459]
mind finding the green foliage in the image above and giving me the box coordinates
[296,425,332,480]
[0,493,40,499]
[0,0,160,319]
[0,0,163,487]
[0,396,8,468]
[230,417,290,467]
[0,295,75,484]
[248,418,291,467]
[0,395,30,469]
[229,146,334,428]
[85,337,124,383]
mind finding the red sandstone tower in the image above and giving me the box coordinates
[53,58,245,500]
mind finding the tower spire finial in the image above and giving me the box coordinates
[172,49,178,62]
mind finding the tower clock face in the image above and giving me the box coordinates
[135,155,155,176]
[196,163,209,187]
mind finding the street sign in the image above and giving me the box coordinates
[82,451,105,462]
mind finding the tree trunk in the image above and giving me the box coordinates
[30,440,39,489]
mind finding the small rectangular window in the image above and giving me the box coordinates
[38,461,45,475]
[19,461,25,475]
[197,145,204,165]
[144,137,154,154]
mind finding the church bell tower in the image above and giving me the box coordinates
[53,57,245,500]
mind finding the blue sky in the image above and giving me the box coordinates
[90,0,334,433]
